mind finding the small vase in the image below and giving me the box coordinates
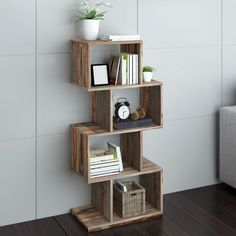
[77,20,99,40]
[143,72,153,83]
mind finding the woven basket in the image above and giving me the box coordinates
[113,181,145,218]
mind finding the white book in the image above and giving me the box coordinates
[90,149,114,163]
[129,55,133,85]
[133,54,139,84]
[90,161,120,169]
[90,171,119,178]
[90,165,120,174]
[101,34,141,41]
[90,158,119,166]
[107,142,123,172]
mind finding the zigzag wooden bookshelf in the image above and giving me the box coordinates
[70,39,163,232]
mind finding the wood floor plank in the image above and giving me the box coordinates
[166,193,236,236]
[179,185,236,230]
[164,197,218,236]
[0,218,66,236]
[160,215,190,236]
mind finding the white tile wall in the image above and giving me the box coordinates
[144,116,218,194]
[139,0,221,49]
[0,56,35,141]
[37,133,90,218]
[0,138,35,225]
[37,53,91,136]
[222,45,236,106]
[144,46,221,120]
[0,0,35,55]
[223,0,236,45]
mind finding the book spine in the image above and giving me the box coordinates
[129,55,133,85]
[133,54,138,84]
[116,147,123,171]
[122,55,127,85]
[90,165,120,174]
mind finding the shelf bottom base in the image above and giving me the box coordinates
[71,203,163,232]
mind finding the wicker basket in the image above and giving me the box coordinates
[113,181,145,218]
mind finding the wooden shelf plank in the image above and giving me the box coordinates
[71,122,162,137]
[71,202,162,232]
[88,158,162,184]
[71,38,143,45]
[72,80,163,92]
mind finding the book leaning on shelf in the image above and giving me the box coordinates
[109,54,139,86]
[90,146,123,178]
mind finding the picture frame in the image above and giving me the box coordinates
[91,64,110,86]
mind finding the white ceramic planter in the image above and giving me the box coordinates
[77,20,100,40]
[143,72,153,83]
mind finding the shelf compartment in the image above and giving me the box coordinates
[72,202,162,232]
[71,39,143,89]
[139,171,163,213]
[139,84,163,128]
[71,127,144,183]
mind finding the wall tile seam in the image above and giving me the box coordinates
[0,53,35,58]
[143,44,221,51]
[0,136,35,143]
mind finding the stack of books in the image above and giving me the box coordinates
[109,54,139,85]
[90,142,123,178]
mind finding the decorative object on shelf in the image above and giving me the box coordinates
[101,34,141,41]
[131,106,146,121]
[143,65,156,83]
[91,64,109,86]
[137,106,146,119]
[114,97,130,120]
[72,0,112,40]
[113,181,145,218]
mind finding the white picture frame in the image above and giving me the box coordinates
[91,64,110,86]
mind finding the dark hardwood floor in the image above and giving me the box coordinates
[0,183,235,236]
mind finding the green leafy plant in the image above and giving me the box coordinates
[143,66,156,73]
[72,0,112,23]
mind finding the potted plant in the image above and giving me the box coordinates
[72,0,112,40]
[143,66,156,82]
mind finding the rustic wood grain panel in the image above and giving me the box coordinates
[71,41,90,88]
[140,171,163,213]
[91,180,113,222]
[120,131,143,171]
[71,126,89,181]
[92,90,112,132]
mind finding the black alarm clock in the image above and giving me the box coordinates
[114,97,130,120]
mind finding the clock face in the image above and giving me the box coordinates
[118,105,130,120]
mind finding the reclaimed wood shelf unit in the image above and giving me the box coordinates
[70,39,163,232]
